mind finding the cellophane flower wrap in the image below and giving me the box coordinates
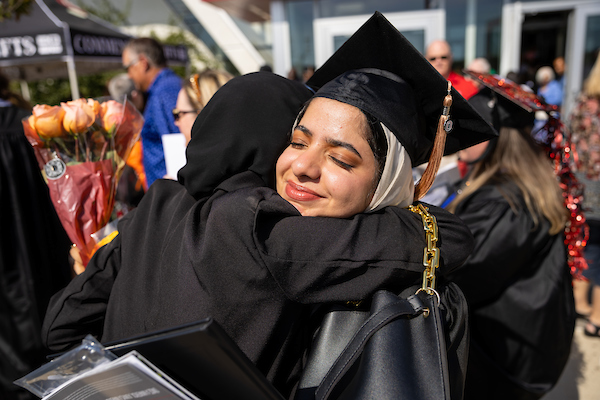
[23,98,144,266]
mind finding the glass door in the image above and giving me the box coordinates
[500,0,600,116]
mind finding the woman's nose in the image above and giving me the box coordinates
[291,149,321,180]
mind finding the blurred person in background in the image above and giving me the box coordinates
[466,57,492,89]
[0,70,71,400]
[426,39,478,99]
[444,83,574,399]
[173,69,233,147]
[536,66,563,109]
[553,56,566,93]
[107,73,147,210]
[122,37,181,189]
[301,65,315,83]
[569,50,600,338]
[108,72,146,113]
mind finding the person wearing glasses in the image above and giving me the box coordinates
[173,69,233,146]
[122,37,181,189]
[425,39,478,100]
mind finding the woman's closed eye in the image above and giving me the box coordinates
[290,141,306,149]
[330,155,354,170]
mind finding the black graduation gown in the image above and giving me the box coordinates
[42,171,474,397]
[447,182,575,399]
[0,104,71,399]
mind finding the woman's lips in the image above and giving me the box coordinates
[285,181,322,201]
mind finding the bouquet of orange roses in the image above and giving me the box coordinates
[23,98,144,266]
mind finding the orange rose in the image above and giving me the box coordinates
[22,115,45,146]
[61,98,96,134]
[100,100,125,134]
[87,98,102,118]
[31,104,66,139]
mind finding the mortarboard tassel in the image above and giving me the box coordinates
[414,81,453,200]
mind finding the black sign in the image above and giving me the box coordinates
[0,33,65,59]
[71,30,130,57]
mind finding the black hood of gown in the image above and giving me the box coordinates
[178,72,314,200]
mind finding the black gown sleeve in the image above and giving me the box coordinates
[41,180,199,352]
[254,190,474,303]
[41,234,122,353]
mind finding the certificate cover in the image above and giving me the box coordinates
[43,352,198,400]
[104,318,284,400]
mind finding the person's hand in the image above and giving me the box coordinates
[70,245,85,275]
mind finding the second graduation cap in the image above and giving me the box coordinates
[307,11,497,167]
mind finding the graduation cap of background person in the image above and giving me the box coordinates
[306,11,497,168]
[463,70,559,114]
[467,87,535,132]
[462,70,550,131]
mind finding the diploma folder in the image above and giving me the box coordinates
[103,318,284,400]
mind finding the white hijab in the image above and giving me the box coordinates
[365,123,414,212]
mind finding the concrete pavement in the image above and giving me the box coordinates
[542,318,600,400]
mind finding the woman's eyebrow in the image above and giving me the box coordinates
[294,124,362,159]
[327,138,362,159]
[295,124,312,136]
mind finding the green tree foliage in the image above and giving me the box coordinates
[26,72,122,106]
[0,0,33,21]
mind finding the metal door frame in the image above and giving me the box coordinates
[500,0,600,115]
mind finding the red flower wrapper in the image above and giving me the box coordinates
[464,70,588,277]
[23,98,144,266]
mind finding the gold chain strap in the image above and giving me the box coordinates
[344,203,440,310]
[408,203,440,296]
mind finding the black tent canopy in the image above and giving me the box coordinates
[0,0,188,100]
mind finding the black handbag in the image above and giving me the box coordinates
[295,204,454,400]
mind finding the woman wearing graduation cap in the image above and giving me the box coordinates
[443,79,574,399]
[42,13,495,399]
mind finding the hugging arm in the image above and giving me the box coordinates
[255,195,474,303]
[41,235,121,353]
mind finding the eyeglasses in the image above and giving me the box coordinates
[428,55,449,62]
[123,58,140,71]
[172,108,199,121]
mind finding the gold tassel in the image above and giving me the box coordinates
[414,81,453,201]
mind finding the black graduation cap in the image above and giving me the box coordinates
[306,11,497,167]
[462,70,544,131]
[468,87,535,131]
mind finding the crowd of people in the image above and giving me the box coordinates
[2,10,599,400]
